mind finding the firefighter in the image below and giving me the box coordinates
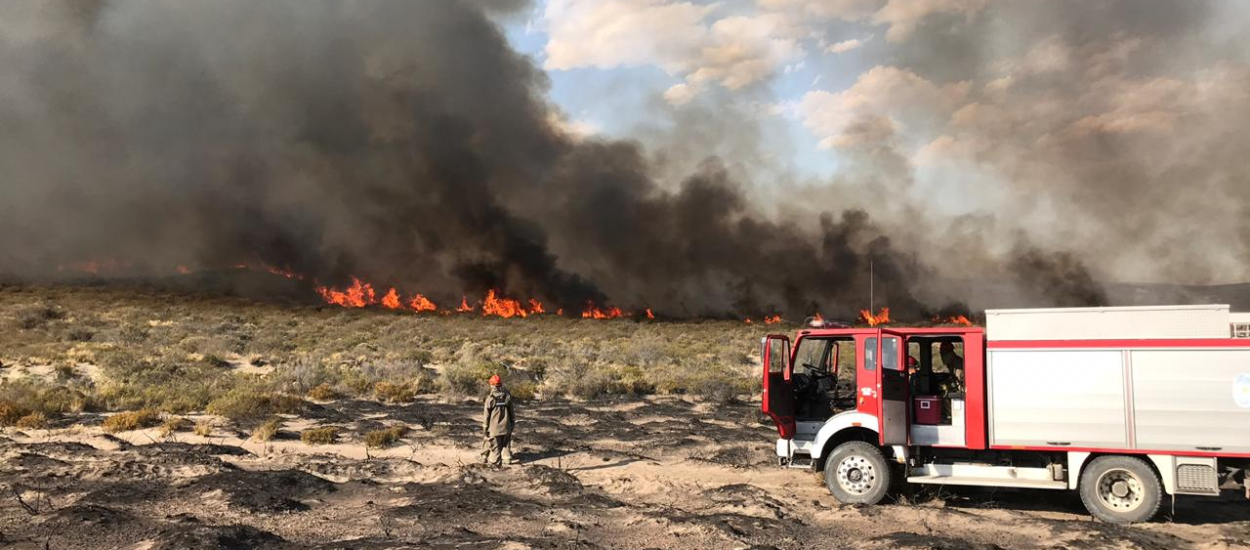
[482,374,516,467]
[907,356,923,395]
[939,341,964,374]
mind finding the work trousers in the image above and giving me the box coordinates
[485,434,512,465]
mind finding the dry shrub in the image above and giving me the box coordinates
[306,383,338,401]
[301,427,338,445]
[16,304,66,330]
[441,361,505,397]
[0,400,30,426]
[15,412,48,429]
[103,409,159,433]
[252,417,282,441]
[206,389,304,425]
[160,416,191,437]
[364,425,409,448]
[509,381,538,401]
[194,420,213,437]
[374,381,416,404]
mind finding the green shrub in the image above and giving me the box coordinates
[374,381,416,403]
[103,409,160,433]
[364,425,409,448]
[440,361,505,397]
[252,417,282,441]
[301,427,339,445]
[206,389,304,425]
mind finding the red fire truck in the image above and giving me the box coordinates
[761,305,1250,523]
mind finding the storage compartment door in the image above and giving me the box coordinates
[1132,349,1250,453]
[989,350,1127,449]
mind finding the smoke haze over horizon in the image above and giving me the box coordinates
[1,0,1246,318]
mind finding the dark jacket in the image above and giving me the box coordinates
[483,387,514,437]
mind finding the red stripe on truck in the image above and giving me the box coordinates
[988,339,1250,349]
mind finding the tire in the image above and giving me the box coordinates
[1078,456,1163,524]
[824,441,891,505]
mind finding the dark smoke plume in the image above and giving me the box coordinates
[0,0,952,319]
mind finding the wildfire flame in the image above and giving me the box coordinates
[482,289,530,318]
[764,315,782,325]
[381,288,402,310]
[530,299,545,315]
[456,297,475,313]
[645,308,655,320]
[860,307,891,327]
[317,277,377,308]
[176,265,192,275]
[410,294,438,312]
[935,314,973,326]
[582,303,624,319]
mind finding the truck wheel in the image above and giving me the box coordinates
[1078,456,1163,524]
[824,441,891,505]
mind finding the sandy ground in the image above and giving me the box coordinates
[1,397,1248,550]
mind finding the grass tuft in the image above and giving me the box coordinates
[300,426,339,445]
[364,425,409,448]
[373,381,416,404]
[15,412,48,429]
[252,417,282,441]
[102,409,160,433]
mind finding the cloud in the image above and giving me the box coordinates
[871,0,990,42]
[544,0,801,103]
[756,0,883,21]
[827,38,865,54]
[799,66,969,148]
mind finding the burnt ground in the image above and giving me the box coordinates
[1,397,1247,550]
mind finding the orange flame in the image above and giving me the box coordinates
[410,294,438,313]
[176,265,192,275]
[381,288,402,310]
[935,315,973,326]
[482,289,528,318]
[582,303,624,319]
[744,318,754,324]
[645,308,655,320]
[317,278,377,308]
[529,299,545,315]
[764,315,782,325]
[264,264,304,280]
[456,297,475,313]
[860,307,891,327]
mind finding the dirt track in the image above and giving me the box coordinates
[2,397,1248,550]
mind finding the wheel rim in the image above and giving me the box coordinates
[1096,468,1145,513]
[836,455,877,496]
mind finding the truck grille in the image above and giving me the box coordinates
[1176,464,1219,494]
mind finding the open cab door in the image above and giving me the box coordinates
[875,329,908,446]
[761,335,796,439]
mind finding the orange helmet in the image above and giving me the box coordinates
[488,374,502,386]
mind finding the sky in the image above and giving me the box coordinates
[492,0,1250,285]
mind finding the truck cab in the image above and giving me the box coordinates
[762,325,983,471]
[762,306,1250,524]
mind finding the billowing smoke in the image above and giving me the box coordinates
[5,0,1238,319]
[0,0,934,319]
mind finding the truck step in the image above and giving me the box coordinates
[786,457,814,469]
[906,475,1067,490]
